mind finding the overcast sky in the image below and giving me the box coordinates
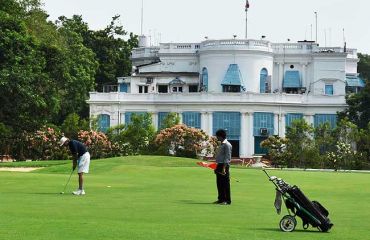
[42,0,370,54]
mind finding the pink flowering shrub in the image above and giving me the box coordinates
[78,130,118,159]
[155,124,217,158]
[25,126,69,160]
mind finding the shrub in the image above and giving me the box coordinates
[155,124,216,158]
[77,130,116,159]
[25,126,69,160]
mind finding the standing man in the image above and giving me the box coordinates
[214,129,232,205]
[59,137,90,195]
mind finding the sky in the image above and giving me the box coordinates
[42,0,370,54]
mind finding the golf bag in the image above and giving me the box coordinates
[285,186,333,232]
[264,170,333,232]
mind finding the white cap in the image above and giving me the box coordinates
[59,137,68,146]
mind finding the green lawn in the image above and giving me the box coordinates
[0,156,369,240]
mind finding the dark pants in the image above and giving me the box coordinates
[215,163,231,204]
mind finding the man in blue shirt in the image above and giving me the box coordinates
[60,137,91,195]
[214,129,232,205]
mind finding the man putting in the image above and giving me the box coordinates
[59,137,90,195]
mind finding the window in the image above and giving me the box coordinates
[98,114,110,133]
[201,68,208,92]
[158,85,168,93]
[260,68,268,93]
[253,112,274,136]
[285,113,303,127]
[139,85,148,93]
[189,85,198,92]
[158,112,170,129]
[172,86,183,92]
[213,112,241,140]
[120,83,128,92]
[182,112,201,129]
[125,112,146,125]
[314,114,337,128]
[222,85,240,92]
[325,84,334,95]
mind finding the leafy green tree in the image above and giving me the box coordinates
[61,113,90,139]
[285,119,319,168]
[161,112,180,129]
[107,113,155,155]
[59,15,139,92]
[340,53,370,129]
[0,2,58,133]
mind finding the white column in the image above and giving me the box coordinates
[304,113,314,127]
[279,63,284,92]
[240,112,248,158]
[280,113,286,137]
[208,112,213,136]
[151,111,158,130]
[178,111,183,124]
[201,111,208,133]
[274,112,279,135]
[246,112,254,157]
[302,63,307,89]
[120,111,126,126]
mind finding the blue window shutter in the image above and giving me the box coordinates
[283,71,301,88]
[212,112,241,140]
[98,114,110,133]
[182,112,201,129]
[325,85,334,95]
[314,114,337,128]
[253,112,274,136]
[120,83,128,92]
[285,113,303,127]
[260,68,268,93]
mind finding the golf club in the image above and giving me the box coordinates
[60,168,74,194]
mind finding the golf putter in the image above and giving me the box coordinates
[60,168,75,194]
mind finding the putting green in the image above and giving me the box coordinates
[0,156,369,240]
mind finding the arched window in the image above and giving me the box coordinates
[260,68,268,93]
[201,67,208,92]
[98,114,110,133]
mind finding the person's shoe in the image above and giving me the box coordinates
[218,202,230,205]
[72,189,86,195]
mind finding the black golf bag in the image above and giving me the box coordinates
[264,170,334,232]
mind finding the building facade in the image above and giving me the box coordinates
[88,37,365,158]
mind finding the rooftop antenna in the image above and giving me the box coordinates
[314,11,318,43]
[245,0,250,39]
[140,0,144,35]
[343,28,347,52]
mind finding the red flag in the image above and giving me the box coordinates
[245,0,250,11]
[196,161,217,170]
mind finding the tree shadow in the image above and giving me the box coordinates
[178,199,214,205]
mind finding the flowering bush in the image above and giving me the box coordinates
[261,135,289,167]
[77,130,117,159]
[155,124,216,158]
[25,126,69,160]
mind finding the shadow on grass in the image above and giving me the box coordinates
[254,227,323,233]
[178,199,214,205]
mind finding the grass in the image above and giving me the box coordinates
[0,156,369,240]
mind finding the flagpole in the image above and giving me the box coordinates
[245,0,249,39]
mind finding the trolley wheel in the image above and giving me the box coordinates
[279,215,297,232]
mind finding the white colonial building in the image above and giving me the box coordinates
[88,36,365,158]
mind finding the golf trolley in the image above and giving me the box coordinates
[263,170,333,232]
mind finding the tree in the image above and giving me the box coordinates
[60,15,138,92]
[285,119,319,168]
[340,53,370,129]
[161,112,180,129]
[107,113,156,155]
